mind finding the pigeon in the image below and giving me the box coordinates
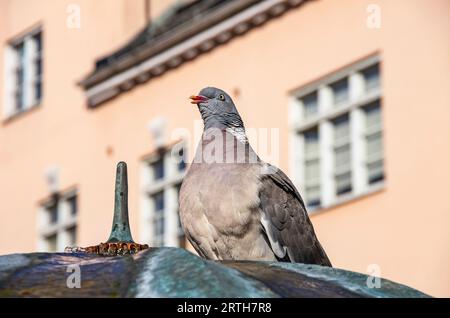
[179,87,332,266]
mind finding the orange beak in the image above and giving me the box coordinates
[189,95,208,104]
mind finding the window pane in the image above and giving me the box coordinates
[333,114,350,142]
[14,42,25,111]
[34,33,43,103]
[301,91,318,120]
[304,128,319,158]
[305,159,319,182]
[15,90,24,111]
[366,133,382,158]
[364,100,384,185]
[45,234,57,252]
[152,191,165,211]
[67,226,77,246]
[335,144,351,170]
[305,185,321,208]
[35,58,42,76]
[303,128,320,208]
[67,195,77,216]
[368,160,384,184]
[364,100,381,130]
[331,78,349,106]
[333,115,352,196]
[47,203,58,224]
[362,63,380,92]
[153,210,165,247]
[158,218,164,235]
[151,158,164,181]
[336,172,352,195]
[35,81,42,102]
[33,32,42,53]
[152,190,165,246]
[178,147,186,172]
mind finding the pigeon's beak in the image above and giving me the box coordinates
[190,95,208,104]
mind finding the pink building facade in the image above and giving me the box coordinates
[0,0,449,296]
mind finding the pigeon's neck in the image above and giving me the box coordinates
[225,126,248,143]
[202,113,246,143]
[195,128,258,165]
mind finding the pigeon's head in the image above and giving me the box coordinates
[190,87,244,130]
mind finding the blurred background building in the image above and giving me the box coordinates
[0,0,449,296]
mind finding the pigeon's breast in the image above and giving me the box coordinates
[180,162,262,237]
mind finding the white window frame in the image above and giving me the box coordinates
[3,27,43,119]
[37,189,78,252]
[140,142,187,247]
[289,55,384,213]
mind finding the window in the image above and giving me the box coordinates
[290,56,383,211]
[67,195,77,216]
[38,192,78,252]
[141,143,187,247]
[301,92,318,120]
[152,157,165,181]
[331,78,349,106]
[333,114,352,196]
[177,148,187,172]
[13,42,25,112]
[303,128,320,208]
[48,202,58,224]
[33,32,43,102]
[3,29,43,118]
[364,100,384,184]
[152,191,165,246]
[362,63,380,93]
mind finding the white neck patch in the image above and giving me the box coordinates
[226,127,248,143]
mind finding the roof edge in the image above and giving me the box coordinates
[81,0,306,108]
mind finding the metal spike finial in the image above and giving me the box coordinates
[65,161,149,256]
[107,161,133,243]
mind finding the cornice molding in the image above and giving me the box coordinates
[81,0,305,108]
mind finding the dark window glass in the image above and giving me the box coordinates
[178,148,186,172]
[331,78,349,105]
[47,203,58,224]
[45,233,57,252]
[67,226,77,246]
[35,81,42,101]
[301,91,318,119]
[307,199,321,209]
[67,195,77,216]
[14,42,25,111]
[33,32,42,52]
[152,158,164,180]
[153,191,164,212]
[362,63,380,92]
[34,32,43,103]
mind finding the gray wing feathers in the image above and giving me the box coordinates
[259,165,332,267]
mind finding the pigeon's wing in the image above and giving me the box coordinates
[258,164,332,266]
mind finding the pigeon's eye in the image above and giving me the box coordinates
[218,94,225,101]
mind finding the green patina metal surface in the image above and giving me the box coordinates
[107,161,133,243]
[0,247,431,298]
[129,248,278,298]
[269,262,430,298]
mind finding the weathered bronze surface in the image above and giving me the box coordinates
[65,162,148,256]
[0,248,431,298]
